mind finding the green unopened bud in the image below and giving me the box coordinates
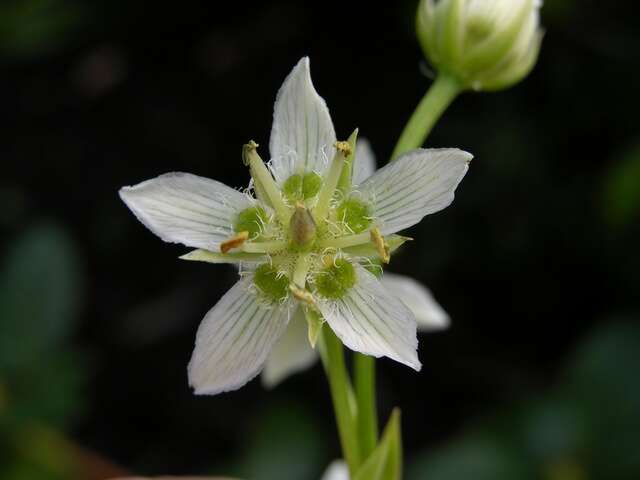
[289,203,316,251]
[417,0,543,91]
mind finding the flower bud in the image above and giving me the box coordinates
[417,0,543,91]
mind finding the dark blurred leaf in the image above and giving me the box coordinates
[602,143,640,228]
[0,0,83,58]
[407,434,533,480]
[232,401,327,480]
[3,350,86,429]
[0,222,84,371]
[513,396,590,464]
[563,320,640,477]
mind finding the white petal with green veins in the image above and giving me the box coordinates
[381,273,450,331]
[119,172,251,251]
[317,264,421,371]
[188,277,291,395]
[269,57,336,184]
[352,138,377,185]
[359,148,472,235]
[261,308,318,388]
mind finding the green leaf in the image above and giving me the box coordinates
[0,0,84,59]
[354,409,402,480]
[407,434,531,480]
[0,222,83,371]
[602,143,640,228]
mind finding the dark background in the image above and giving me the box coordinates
[1,0,639,479]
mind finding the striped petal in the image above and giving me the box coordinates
[261,307,318,388]
[359,149,472,235]
[120,172,251,251]
[269,57,336,183]
[381,273,450,331]
[316,264,421,371]
[188,278,291,395]
[352,138,377,185]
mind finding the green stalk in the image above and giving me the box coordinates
[354,353,378,459]
[319,328,361,474]
[391,72,462,160]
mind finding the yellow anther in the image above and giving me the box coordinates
[220,231,249,254]
[370,227,390,264]
[289,284,316,305]
[334,140,352,157]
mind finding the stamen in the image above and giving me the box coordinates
[242,239,288,254]
[370,227,390,264]
[220,231,249,254]
[314,138,353,222]
[317,231,371,249]
[242,141,291,225]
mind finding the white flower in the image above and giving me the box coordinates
[321,460,349,480]
[263,139,451,388]
[119,57,471,395]
[417,0,544,91]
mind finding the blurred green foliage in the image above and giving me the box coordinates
[0,222,86,479]
[228,401,328,480]
[407,320,640,480]
[0,0,83,59]
[603,143,640,228]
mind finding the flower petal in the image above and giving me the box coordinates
[359,148,472,235]
[381,273,450,331]
[188,278,291,395]
[352,138,377,185]
[269,57,336,183]
[120,172,252,251]
[321,460,349,480]
[261,307,318,388]
[316,264,421,371]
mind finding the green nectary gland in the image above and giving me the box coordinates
[254,264,289,301]
[315,259,356,299]
[235,206,268,238]
[336,198,372,234]
[283,172,323,202]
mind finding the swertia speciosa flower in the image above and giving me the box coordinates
[417,0,543,91]
[119,58,472,395]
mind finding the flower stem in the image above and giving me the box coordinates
[318,327,361,475]
[354,353,378,458]
[391,72,462,161]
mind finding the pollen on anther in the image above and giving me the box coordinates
[220,231,249,253]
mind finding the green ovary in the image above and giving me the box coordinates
[254,264,289,301]
[315,259,356,299]
[336,198,371,234]
[283,172,323,202]
[235,206,268,239]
